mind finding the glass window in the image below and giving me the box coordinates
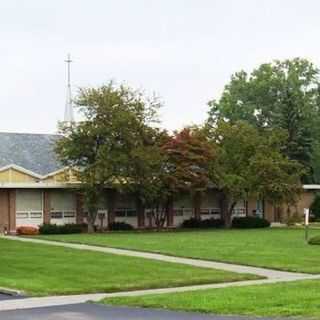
[16,212,28,219]
[63,211,76,218]
[126,209,137,217]
[30,212,42,219]
[174,209,183,216]
[115,209,126,217]
[51,212,63,219]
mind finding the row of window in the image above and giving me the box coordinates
[16,211,76,220]
[16,212,43,219]
[17,208,247,220]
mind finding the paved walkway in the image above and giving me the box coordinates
[1,235,320,312]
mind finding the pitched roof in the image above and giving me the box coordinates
[0,132,63,176]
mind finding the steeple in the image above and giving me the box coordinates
[64,53,74,122]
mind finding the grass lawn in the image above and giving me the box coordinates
[37,228,320,273]
[0,238,257,296]
[104,279,320,318]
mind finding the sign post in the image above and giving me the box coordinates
[304,208,310,242]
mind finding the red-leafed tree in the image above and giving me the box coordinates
[162,127,216,220]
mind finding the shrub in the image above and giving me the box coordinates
[181,218,224,229]
[39,223,86,235]
[285,213,303,226]
[232,216,270,229]
[16,226,39,235]
[309,235,320,245]
[108,221,134,231]
[310,194,320,220]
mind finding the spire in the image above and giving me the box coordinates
[64,53,74,122]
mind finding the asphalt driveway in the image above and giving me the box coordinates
[0,303,287,320]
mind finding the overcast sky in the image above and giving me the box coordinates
[1,0,320,133]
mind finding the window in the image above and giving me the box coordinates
[115,208,136,217]
[30,212,42,219]
[232,208,245,216]
[200,209,210,215]
[63,211,76,218]
[16,212,28,219]
[174,209,184,216]
[51,212,63,219]
[211,208,221,215]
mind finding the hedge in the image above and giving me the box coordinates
[108,221,134,231]
[181,218,224,229]
[39,223,86,235]
[309,235,320,245]
[232,216,270,229]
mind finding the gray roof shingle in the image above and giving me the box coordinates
[0,132,63,176]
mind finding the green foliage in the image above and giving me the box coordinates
[108,221,134,231]
[206,120,303,226]
[56,82,161,231]
[208,58,320,182]
[308,235,320,245]
[181,218,224,229]
[231,217,270,229]
[39,223,86,234]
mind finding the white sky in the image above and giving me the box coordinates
[1,0,320,133]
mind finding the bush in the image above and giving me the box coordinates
[108,221,134,231]
[309,235,320,245]
[310,194,320,220]
[39,223,86,235]
[16,226,39,235]
[285,214,303,226]
[232,216,270,229]
[181,218,224,229]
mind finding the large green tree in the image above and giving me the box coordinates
[56,82,160,232]
[206,121,303,227]
[208,58,320,182]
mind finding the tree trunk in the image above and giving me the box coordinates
[106,189,117,229]
[135,195,145,228]
[220,192,234,228]
[193,191,202,220]
[165,197,174,227]
[87,212,97,233]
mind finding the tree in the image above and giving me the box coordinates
[56,82,160,232]
[208,58,320,182]
[206,121,303,227]
[162,127,216,220]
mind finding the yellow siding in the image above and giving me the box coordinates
[0,170,10,182]
[43,169,80,183]
[0,168,37,183]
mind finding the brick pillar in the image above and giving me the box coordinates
[43,190,51,224]
[8,190,16,234]
[76,192,84,224]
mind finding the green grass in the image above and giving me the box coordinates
[0,238,257,296]
[37,228,320,273]
[105,279,320,318]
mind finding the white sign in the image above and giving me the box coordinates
[304,208,310,226]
